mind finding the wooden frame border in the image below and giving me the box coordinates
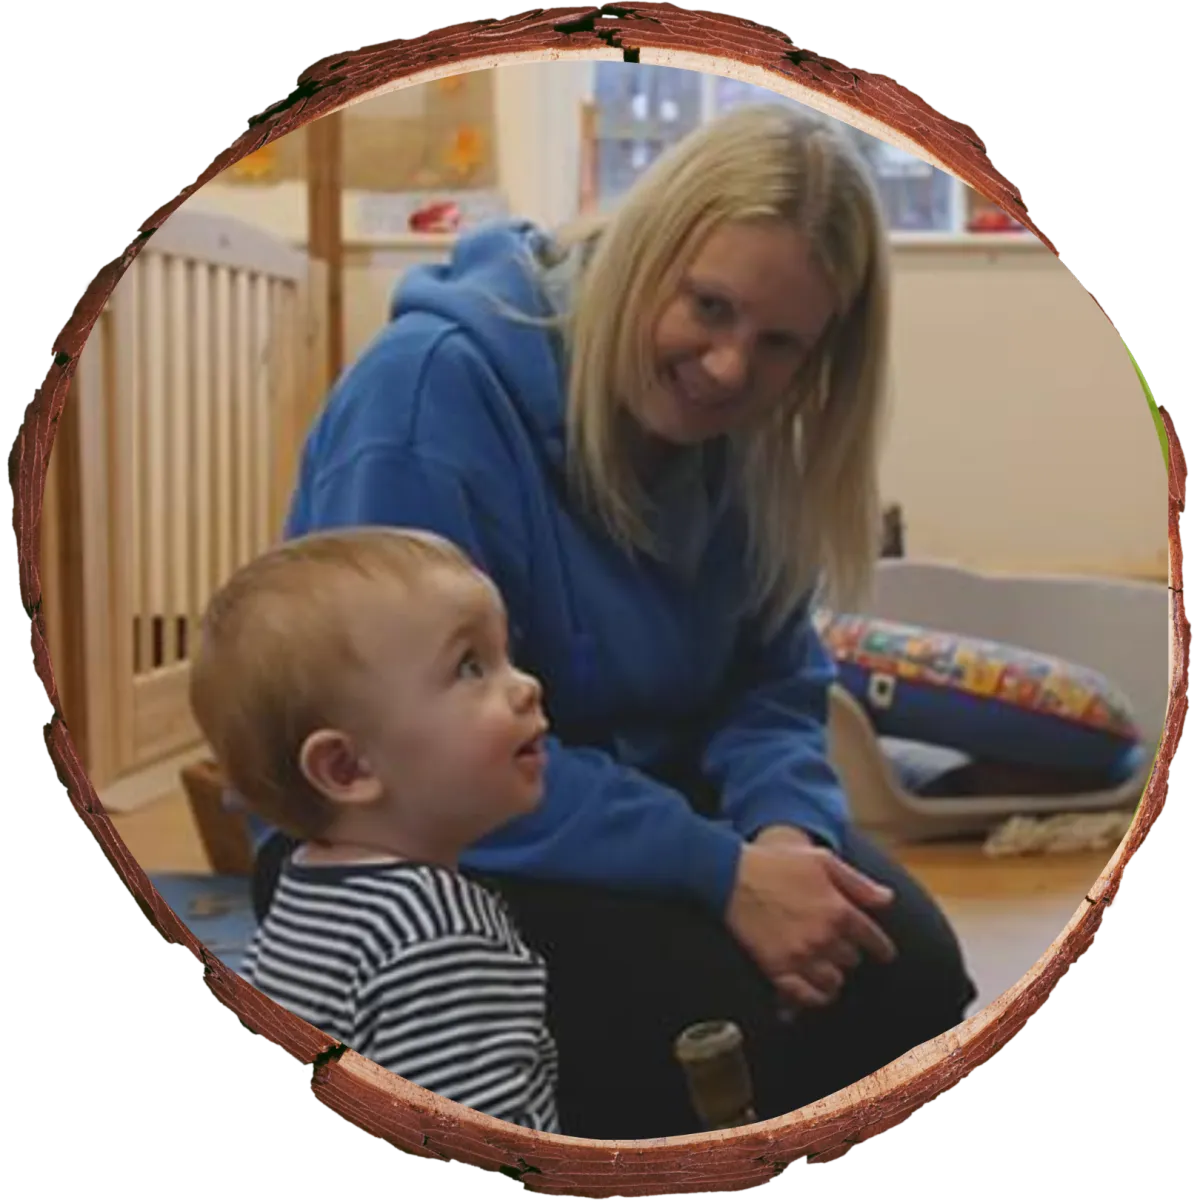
[9,6,1187,1194]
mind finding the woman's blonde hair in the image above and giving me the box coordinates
[189,528,473,839]
[556,103,890,632]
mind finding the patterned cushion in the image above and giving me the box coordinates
[815,611,1142,780]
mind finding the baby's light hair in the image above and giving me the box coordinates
[189,527,474,839]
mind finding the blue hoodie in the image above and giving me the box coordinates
[283,220,849,915]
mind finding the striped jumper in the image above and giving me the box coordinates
[242,858,559,1132]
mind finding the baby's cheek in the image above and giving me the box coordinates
[482,718,518,761]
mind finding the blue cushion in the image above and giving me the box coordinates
[817,612,1143,784]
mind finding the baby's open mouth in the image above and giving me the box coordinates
[515,724,549,761]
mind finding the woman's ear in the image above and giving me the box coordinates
[299,728,382,807]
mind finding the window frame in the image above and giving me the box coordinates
[583,60,1024,241]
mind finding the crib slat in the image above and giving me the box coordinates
[246,272,261,557]
[81,309,120,785]
[178,256,193,665]
[152,254,171,671]
[155,255,171,668]
[163,255,185,667]
[188,261,210,639]
[213,264,233,588]
[253,273,272,555]
[231,266,245,573]
[234,269,252,569]
[271,277,308,537]
[110,266,140,771]
[264,277,280,543]
[127,262,142,677]
[206,264,222,602]
[136,259,159,677]
[227,267,241,570]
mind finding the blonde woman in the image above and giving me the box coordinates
[260,105,975,1137]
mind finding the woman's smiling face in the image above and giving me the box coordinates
[635,219,839,446]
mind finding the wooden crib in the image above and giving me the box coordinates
[40,209,328,811]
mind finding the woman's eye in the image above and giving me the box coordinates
[693,291,732,323]
[762,331,802,354]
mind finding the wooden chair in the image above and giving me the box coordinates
[180,758,254,876]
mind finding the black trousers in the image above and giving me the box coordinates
[252,826,976,1140]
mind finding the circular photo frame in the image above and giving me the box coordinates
[12,4,1186,1194]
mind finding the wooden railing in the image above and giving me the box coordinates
[41,210,328,798]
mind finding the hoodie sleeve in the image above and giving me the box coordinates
[701,602,850,852]
[288,337,747,916]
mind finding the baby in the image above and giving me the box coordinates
[189,527,558,1132]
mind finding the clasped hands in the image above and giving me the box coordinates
[726,823,897,1012]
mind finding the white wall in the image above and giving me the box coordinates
[493,61,590,231]
[884,240,1165,579]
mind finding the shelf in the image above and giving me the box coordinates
[889,230,1046,251]
[288,231,459,254]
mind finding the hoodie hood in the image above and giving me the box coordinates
[389,219,570,472]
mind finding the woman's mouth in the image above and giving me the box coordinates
[666,367,737,413]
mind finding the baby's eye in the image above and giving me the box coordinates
[456,651,486,681]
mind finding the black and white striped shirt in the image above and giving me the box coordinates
[242,859,559,1132]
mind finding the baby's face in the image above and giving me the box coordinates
[347,566,548,852]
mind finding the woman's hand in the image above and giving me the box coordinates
[726,833,897,1010]
[753,824,816,852]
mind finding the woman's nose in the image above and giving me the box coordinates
[700,338,750,392]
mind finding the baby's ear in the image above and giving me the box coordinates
[299,729,382,807]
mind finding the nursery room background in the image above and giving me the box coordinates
[39,60,1169,1017]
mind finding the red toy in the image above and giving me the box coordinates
[968,207,1024,233]
[408,200,462,234]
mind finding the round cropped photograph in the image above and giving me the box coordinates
[20,5,1181,1194]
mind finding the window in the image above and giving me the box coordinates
[708,75,959,233]
[592,62,703,206]
[591,63,1018,235]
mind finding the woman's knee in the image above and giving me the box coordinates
[841,828,977,1012]
[889,890,975,1011]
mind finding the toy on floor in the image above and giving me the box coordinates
[674,1020,757,1131]
[982,810,1134,857]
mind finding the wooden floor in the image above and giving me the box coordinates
[112,792,1114,1014]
